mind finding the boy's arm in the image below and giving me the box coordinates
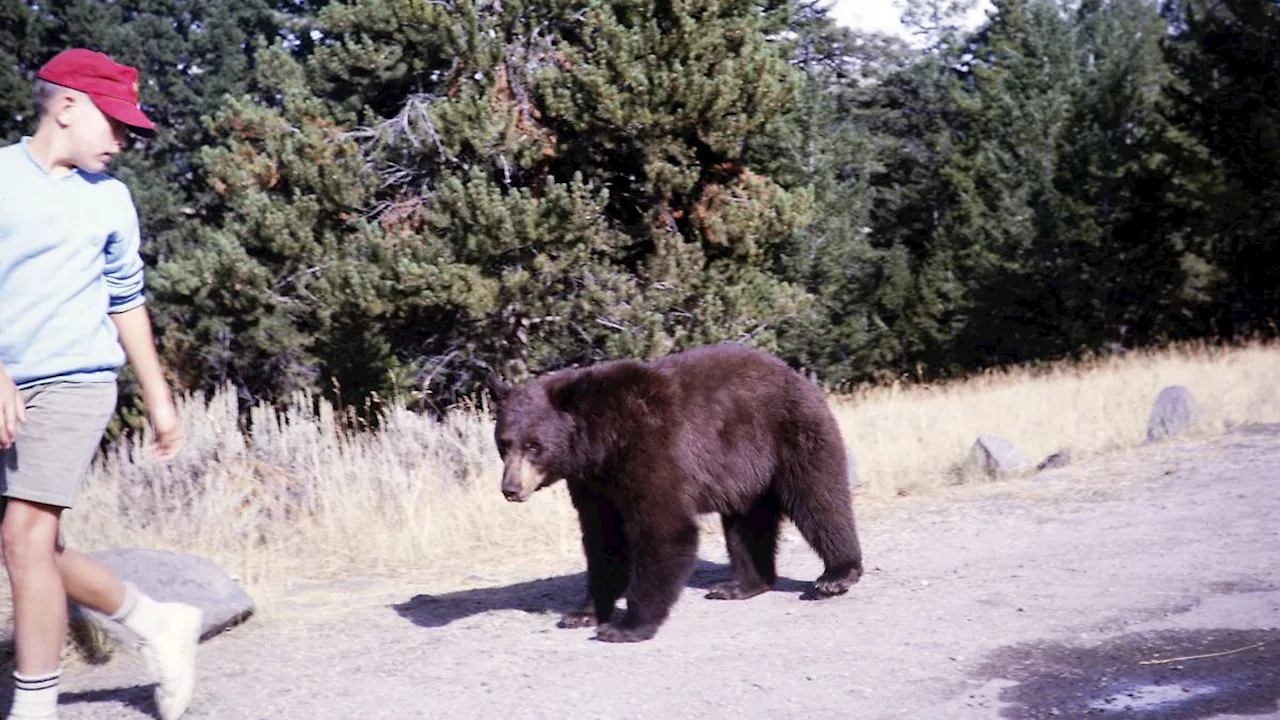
[105,190,182,460]
[0,362,26,450]
[111,306,183,460]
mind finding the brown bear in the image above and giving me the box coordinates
[486,343,864,643]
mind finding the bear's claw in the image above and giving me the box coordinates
[558,610,599,629]
[803,568,861,600]
[594,622,658,643]
[705,580,770,601]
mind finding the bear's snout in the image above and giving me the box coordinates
[501,453,546,502]
[501,472,525,501]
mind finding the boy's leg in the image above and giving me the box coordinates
[1,498,68,720]
[53,546,125,614]
[0,381,201,720]
[55,548,203,720]
[0,380,114,720]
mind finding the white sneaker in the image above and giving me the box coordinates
[140,602,203,720]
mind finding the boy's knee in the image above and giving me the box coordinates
[1,499,62,568]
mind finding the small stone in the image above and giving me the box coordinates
[1037,449,1072,471]
[1146,385,1203,443]
[970,435,1033,477]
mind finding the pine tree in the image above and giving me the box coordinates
[934,0,1082,368]
[0,0,40,138]
[151,41,490,412]
[748,4,925,384]
[1162,0,1280,337]
[1049,0,1204,350]
[534,0,816,357]
[849,0,978,378]
[318,0,817,394]
[143,0,820,411]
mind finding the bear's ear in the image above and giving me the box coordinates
[547,374,591,413]
[485,372,512,404]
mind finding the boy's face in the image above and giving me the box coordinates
[49,90,130,173]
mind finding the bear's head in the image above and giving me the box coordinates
[486,371,592,502]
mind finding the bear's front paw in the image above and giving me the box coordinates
[594,622,658,643]
[706,580,770,601]
[803,568,862,599]
[557,609,599,629]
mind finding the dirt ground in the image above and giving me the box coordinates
[18,424,1280,719]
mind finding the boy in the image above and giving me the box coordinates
[0,49,202,719]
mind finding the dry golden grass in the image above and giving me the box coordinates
[61,392,586,618]
[40,338,1280,618]
[834,339,1280,497]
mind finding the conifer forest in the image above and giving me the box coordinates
[3,0,1276,425]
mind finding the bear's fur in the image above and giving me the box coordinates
[487,343,864,643]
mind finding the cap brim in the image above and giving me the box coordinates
[91,94,157,138]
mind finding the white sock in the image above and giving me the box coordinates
[109,582,165,642]
[9,670,59,719]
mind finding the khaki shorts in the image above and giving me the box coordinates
[0,381,117,510]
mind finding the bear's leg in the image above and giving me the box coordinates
[706,495,780,600]
[595,515,699,643]
[561,484,630,629]
[779,453,864,599]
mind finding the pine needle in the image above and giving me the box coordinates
[1139,642,1265,665]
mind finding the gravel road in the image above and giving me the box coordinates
[23,425,1280,719]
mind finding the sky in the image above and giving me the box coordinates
[824,0,994,41]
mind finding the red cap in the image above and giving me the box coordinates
[36,48,156,137]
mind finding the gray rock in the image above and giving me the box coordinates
[69,548,255,646]
[1146,385,1202,443]
[970,435,1033,477]
[1037,449,1073,471]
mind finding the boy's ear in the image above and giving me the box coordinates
[50,92,77,127]
[485,372,512,404]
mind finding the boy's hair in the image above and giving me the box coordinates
[32,78,68,120]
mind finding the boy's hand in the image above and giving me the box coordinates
[148,393,184,461]
[109,306,183,461]
[0,366,26,449]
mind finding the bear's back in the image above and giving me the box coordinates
[647,343,812,407]
[646,343,833,446]
[639,343,841,511]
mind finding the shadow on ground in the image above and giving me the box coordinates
[59,684,158,716]
[0,675,157,718]
[390,559,813,629]
[973,627,1280,719]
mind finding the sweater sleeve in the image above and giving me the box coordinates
[103,187,147,314]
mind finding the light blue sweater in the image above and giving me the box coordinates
[0,138,147,389]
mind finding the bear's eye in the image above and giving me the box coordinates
[525,441,542,455]
[497,439,511,456]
